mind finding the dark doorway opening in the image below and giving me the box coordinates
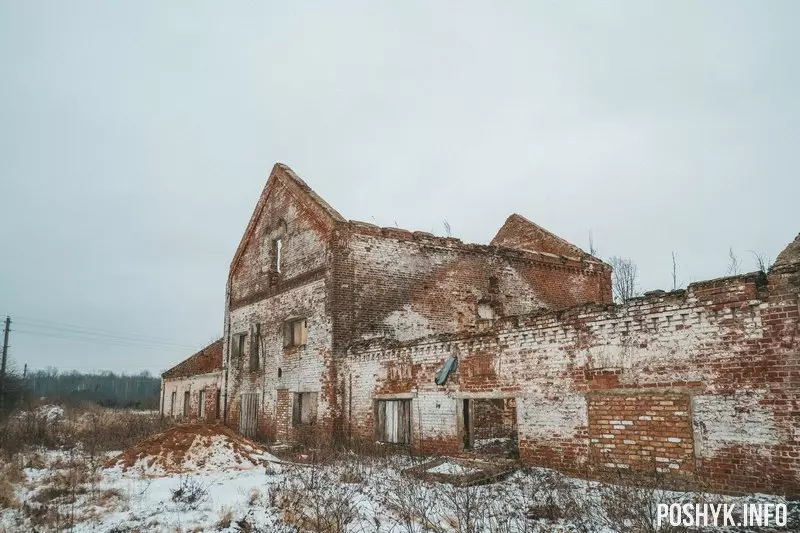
[462,398,518,456]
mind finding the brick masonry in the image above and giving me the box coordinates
[587,392,694,475]
[343,265,799,496]
[162,163,799,497]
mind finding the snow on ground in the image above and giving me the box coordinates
[426,461,478,476]
[1,448,795,533]
[13,404,65,422]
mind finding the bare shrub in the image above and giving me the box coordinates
[480,482,531,533]
[21,453,92,531]
[0,481,18,509]
[727,247,742,275]
[215,506,233,530]
[292,425,340,465]
[384,474,443,533]
[587,470,690,533]
[248,487,262,506]
[272,464,362,533]
[750,251,771,273]
[0,454,25,485]
[438,483,489,533]
[170,475,209,510]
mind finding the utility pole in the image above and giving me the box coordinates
[0,315,10,411]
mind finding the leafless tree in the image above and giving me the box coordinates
[588,231,598,256]
[608,256,639,303]
[443,219,452,237]
[727,247,742,275]
[749,251,770,273]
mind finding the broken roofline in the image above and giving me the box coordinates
[162,338,224,379]
[343,219,609,270]
[228,162,609,278]
[344,269,773,356]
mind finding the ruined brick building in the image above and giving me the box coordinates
[164,163,799,496]
[161,339,223,420]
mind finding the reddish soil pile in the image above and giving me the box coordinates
[104,423,280,475]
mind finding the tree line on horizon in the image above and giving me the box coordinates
[1,367,161,414]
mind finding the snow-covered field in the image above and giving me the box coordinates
[0,410,794,533]
[1,447,795,533]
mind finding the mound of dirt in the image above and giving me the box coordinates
[104,423,281,476]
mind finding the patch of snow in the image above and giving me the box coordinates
[426,461,478,476]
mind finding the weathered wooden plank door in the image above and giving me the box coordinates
[240,393,259,438]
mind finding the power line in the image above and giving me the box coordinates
[13,322,198,350]
[12,315,199,348]
[13,328,196,352]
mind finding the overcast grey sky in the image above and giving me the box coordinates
[1,1,798,375]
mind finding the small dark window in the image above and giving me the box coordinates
[215,390,221,419]
[488,276,499,293]
[277,367,282,378]
[283,318,308,348]
[170,391,176,415]
[231,333,247,365]
[183,391,190,417]
[249,325,261,371]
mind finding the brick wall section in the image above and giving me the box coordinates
[490,213,590,258]
[331,224,611,352]
[275,389,290,441]
[588,393,694,475]
[223,164,341,441]
[161,372,222,420]
[345,266,799,496]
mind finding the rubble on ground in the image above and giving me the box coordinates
[104,423,281,476]
[405,457,518,486]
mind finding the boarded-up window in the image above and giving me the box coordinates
[198,390,206,419]
[240,393,259,438]
[231,333,247,365]
[170,391,176,415]
[183,391,190,417]
[249,325,260,371]
[292,392,318,426]
[283,319,308,348]
[376,400,412,444]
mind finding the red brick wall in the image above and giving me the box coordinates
[331,224,610,351]
[588,393,694,475]
[344,267,799,496]
[275,389,290,441]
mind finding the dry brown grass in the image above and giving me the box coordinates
[0,482,18,509]
[0,455,25,509]
[215,506,233,530]
[0,404,173,459]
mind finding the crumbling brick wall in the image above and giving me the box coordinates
[343,265,799,496]
[331,223,611,352]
